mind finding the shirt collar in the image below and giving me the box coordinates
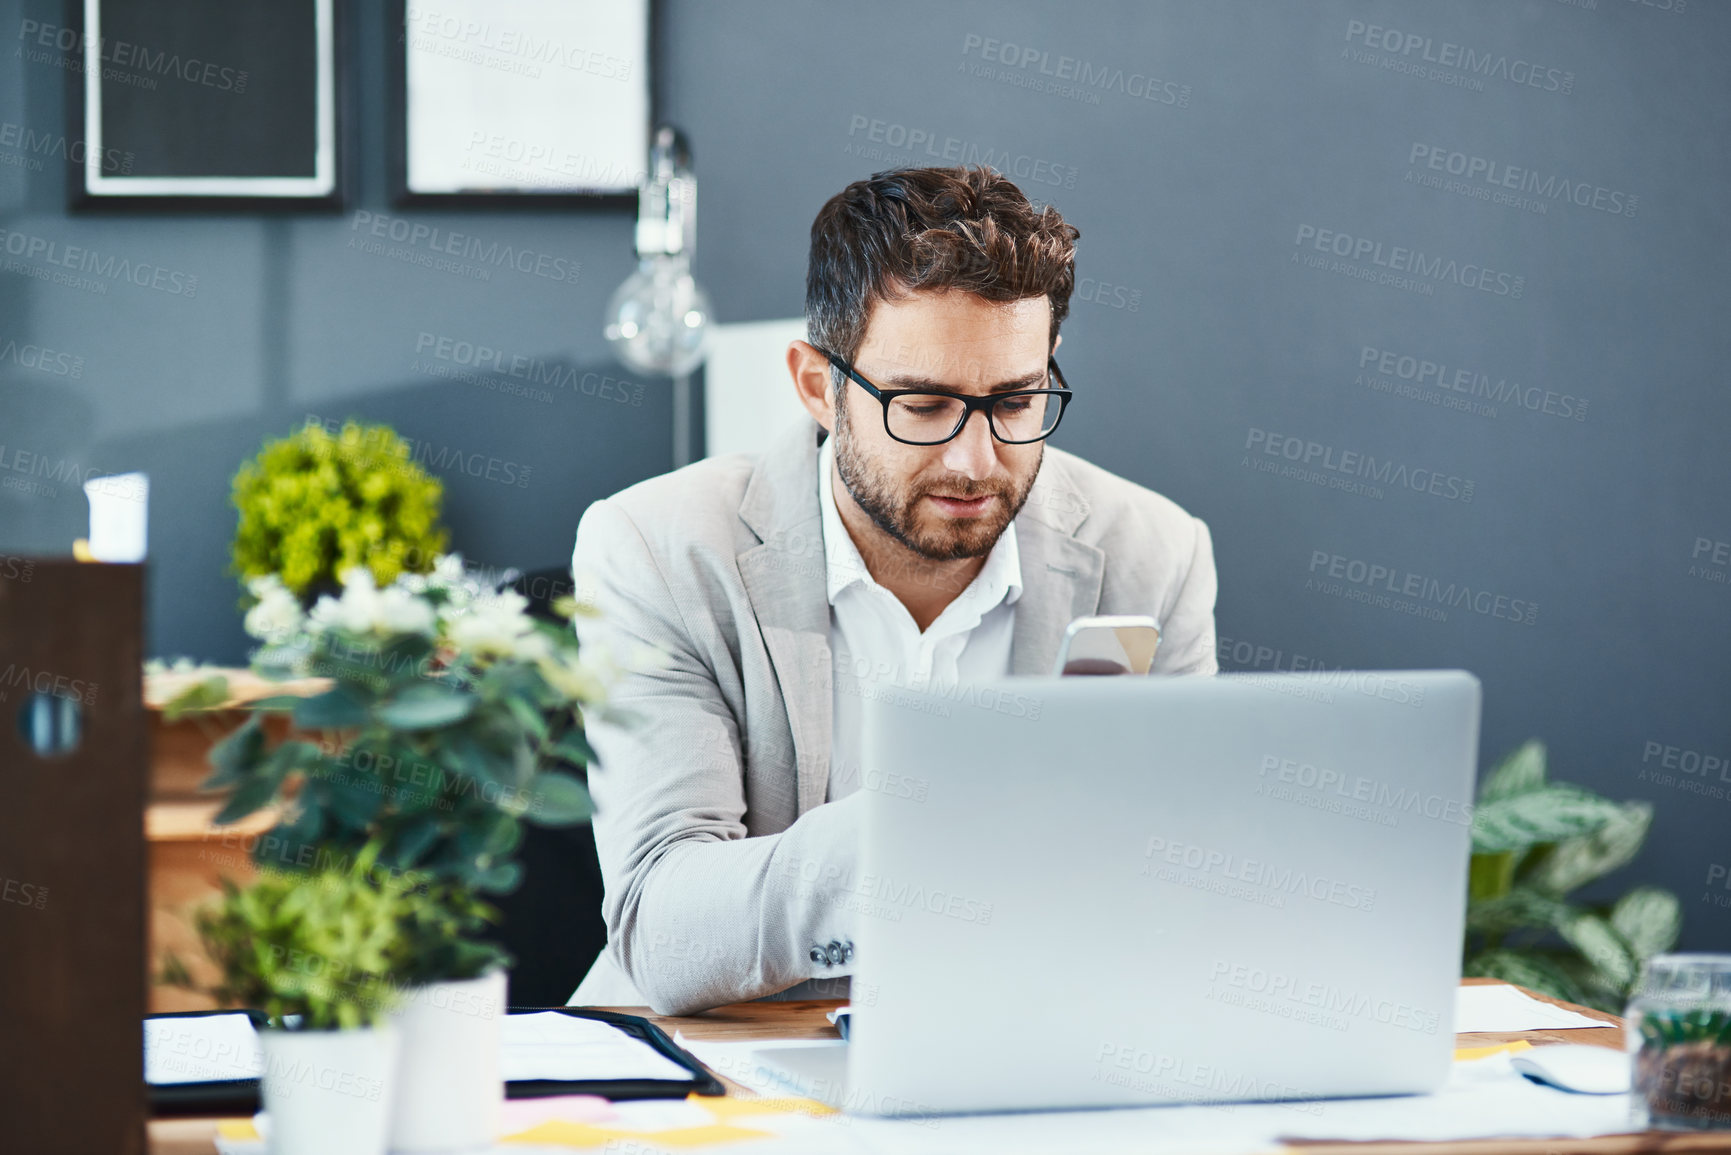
[818,434,1023,610]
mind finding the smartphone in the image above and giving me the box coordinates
[1052,615,1161,676]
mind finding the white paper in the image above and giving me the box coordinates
[1455,984,1610,1032]
[678,1035,838,1098]
[144,1014,263,1084]
[500,1011,693,1082]
[1269,1052,1633,1143]
[149,1010,693,1087]
[678,1039,1637,1154]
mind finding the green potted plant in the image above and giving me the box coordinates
[231,418,449,603]
[183,555,608,1152]
[1464,740,1682,1013]
[166,843,421,1155]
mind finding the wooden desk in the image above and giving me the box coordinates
[147,978,1731,1154]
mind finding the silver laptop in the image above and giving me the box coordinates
[756,670,1480,1117]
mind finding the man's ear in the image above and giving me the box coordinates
[1053,333,1063,355]
[787,340,837,433]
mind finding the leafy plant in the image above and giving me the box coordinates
[231,419,448,600]
[165,843,420,1030]
[1464,741,1682,1012]
[1637,1008,1731,1049]
[182,556,611,985]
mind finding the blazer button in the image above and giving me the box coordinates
[809,945,829,966]
[824,940,846,967]
[839,940,855,964]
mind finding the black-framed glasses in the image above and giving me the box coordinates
[814,347,1074,446]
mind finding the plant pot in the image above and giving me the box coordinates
[1634,1040,1731,1131]
[259,1023,399,1155]
[387,969,506,1152]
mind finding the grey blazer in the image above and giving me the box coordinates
[567,417,1218,1014]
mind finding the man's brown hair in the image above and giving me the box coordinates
[805,166,1080,382]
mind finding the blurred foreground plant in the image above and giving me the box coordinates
[170,555,615,985]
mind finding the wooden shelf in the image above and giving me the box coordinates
[143,668,322,1013]
[146,801,278,842]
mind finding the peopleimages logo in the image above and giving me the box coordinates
[0,227,198,296]
[405,9,633,81]
[1358,345,1587,422]
[412,332,644,406]
[1638,740,1731,799]
[1244,428,1475,503]
[1206,960,1442,1035]
[349,211,582,284]
[0,663,99,705]
[0,121,132,174]
[845,115,1078,189]
[1257,755,1473,828]
[17,19,250,92]
[0,337,83,378]
[1343,19,1575,95]
[1307,550,1539,627]
[1143,836,1377,912]
[958,34,1191,107]
[1407,144,1637,218]
[1294,225,1524,298]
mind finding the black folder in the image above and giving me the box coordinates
[146,1006,724,1117]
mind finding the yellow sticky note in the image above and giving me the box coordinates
[622,1124,778,1149]
[1454,1040,1534,1062]
[694,1093,838,1119]
[215,1120,261,1140]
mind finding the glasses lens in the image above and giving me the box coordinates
[886,393,968,443]
[990,391,1063,442]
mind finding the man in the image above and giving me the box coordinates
[568,166,1218,1015]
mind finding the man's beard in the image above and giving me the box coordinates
[831,394,1039,562]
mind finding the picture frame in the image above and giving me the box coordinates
[388,0,654,208]
[64,0,345,211]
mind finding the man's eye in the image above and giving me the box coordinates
[902,402,949,417]
[997,398,1034,414]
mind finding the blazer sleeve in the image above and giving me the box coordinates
[570,498,862,1015]
[1151,515,1220,677]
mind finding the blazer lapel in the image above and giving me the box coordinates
[1009,454,1104,675]
[737,419,833,815]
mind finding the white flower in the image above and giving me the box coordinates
[535,649,607,703]
[308,567,436,637]
[374,585,438,635]
[432,553,467,586]
[243,575,306,644]
[443,588,537,659]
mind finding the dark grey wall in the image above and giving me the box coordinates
[666,0,1731,952]
[2,0,1727,948]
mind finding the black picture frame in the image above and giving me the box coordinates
[65,0,348,212]
[388,0,654,209]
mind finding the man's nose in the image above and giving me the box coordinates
[940,408,997,480]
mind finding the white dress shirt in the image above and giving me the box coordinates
[819,435,1023,801]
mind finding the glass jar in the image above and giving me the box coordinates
[1626,953,1731,1131]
